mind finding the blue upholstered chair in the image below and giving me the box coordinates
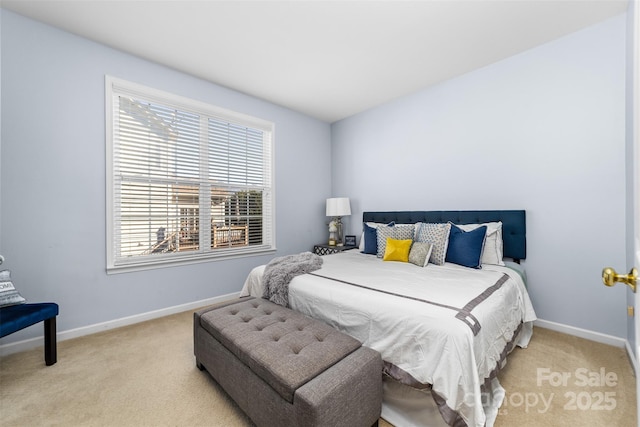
[0,303,59,365]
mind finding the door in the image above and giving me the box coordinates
[630,2,640,424]
[602,1,639,424]
[633,2,640,423]
[626,0,639,423]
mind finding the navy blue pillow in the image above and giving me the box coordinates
[361,222,395,255]
[445,224,487,268]
[362,223,378,255]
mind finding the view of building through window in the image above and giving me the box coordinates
[118,186,263,257]
[107,77,273,270]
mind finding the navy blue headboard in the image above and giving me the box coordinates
[362,210,526,261]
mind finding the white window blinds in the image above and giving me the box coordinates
[106,77,274,272]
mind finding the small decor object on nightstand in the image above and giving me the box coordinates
[345,235,356,247]
[328,220,338,246]
[326,197,351,246]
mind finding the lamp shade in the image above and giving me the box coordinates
[326,197,351,217]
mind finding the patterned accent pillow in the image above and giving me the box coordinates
[409,242,434,267]
[415,222,451,265]
[376,224,415,258]
[0,270,27,308]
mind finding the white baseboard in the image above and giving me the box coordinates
[624,340,640,378]
[0,292,240,357]
[534,318,627,348]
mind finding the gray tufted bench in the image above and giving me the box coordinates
[194,297,382,427]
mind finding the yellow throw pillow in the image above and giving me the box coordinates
[383,237,412,262]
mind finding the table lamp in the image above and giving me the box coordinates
[326,197,351,246]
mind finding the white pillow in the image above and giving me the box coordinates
[456,221,504,266]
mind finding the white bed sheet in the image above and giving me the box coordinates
[240,251,536,427]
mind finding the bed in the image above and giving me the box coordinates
[240,210,536,427]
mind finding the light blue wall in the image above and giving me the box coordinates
[331,15,628,338]
[0,10,332,343]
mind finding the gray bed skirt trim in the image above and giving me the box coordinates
[382,320,526,427]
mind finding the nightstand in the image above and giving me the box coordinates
[313,244,357,256]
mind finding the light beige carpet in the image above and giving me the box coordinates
[494,328,636,427]
[0,309,636,426]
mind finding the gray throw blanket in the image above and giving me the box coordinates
[262,252,323,307]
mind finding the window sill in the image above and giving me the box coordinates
[106,247,277,274]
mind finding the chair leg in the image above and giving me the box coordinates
[44,316,57,366]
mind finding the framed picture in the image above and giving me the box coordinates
[344,235,356,247]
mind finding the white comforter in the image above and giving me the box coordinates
[240,251,536,427]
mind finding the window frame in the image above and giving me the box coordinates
[105,76,276,273]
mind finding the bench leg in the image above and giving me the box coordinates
[44,316,57,366]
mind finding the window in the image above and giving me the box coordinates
[106,77,275,272]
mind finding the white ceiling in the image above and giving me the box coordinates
[1,0,629,123]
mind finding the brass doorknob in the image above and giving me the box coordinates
[602,267,637,292]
